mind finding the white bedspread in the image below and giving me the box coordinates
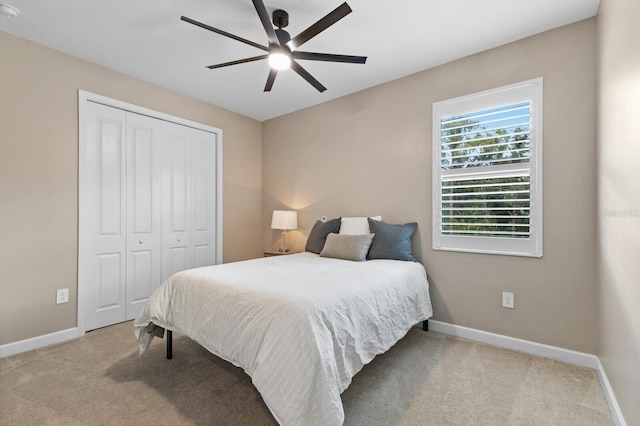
[134,252,432,426]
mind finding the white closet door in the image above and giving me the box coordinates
[82,102,127,331]
[161,122,192,282]
[190,128,217,268]
[125,113,163,320]
[79,91,222,333]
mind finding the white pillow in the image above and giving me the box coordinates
[339,216,382,235]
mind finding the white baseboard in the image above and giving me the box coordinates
[425,320,626,426]
[0,327,83,358]
[427,320,598,368]
[595,357,628,426]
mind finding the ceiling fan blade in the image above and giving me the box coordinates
[287,2,352,50]
[251,0,280,46]
[290,60,327,92]
[206,55,268,69]
[264,69,278,92]
[181,16,269,52]
[292,51,367,64]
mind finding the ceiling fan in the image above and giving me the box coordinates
[181,0,367,93]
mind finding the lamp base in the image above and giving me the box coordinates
[279,229,289,253]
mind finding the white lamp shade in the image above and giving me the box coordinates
[271,210,297,230]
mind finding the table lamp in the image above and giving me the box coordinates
[271,210,297,252]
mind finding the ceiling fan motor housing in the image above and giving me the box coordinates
[275,28,291,45]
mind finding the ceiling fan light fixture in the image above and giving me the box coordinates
[268,51,291,70]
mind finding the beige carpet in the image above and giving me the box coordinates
[0,321,612,425]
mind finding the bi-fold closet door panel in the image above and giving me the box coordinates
[83,102,128,331]
[190,128,217,269]
[82,102,217,331]
[125,113,163,321]
[161,123,191,282]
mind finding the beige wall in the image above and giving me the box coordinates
[597,0,640,423]
[4,7,636,420]
[263,19,598,353]
[0,32,263,345]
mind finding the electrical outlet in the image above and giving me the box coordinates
[502,291,514,309]
[56,288,69,305]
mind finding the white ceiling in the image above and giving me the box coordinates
[0,0,599,121]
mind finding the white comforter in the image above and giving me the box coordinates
[134,252,432,426]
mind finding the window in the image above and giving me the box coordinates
[432,78,543,257]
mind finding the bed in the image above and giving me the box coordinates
[134,222,432,426]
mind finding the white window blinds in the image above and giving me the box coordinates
[433,79,543,257]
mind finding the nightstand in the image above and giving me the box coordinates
[264,251,300,257]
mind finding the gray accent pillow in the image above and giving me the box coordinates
[367,218,417,261]
[305,217,341,254]
[320,233,375,261]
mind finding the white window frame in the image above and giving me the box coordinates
[432,78,543,257]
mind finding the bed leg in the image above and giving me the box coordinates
[166,330,173,360]
[422,320,429,331]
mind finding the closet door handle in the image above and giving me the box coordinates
[177,238,181,242]
[138,240,144,245]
